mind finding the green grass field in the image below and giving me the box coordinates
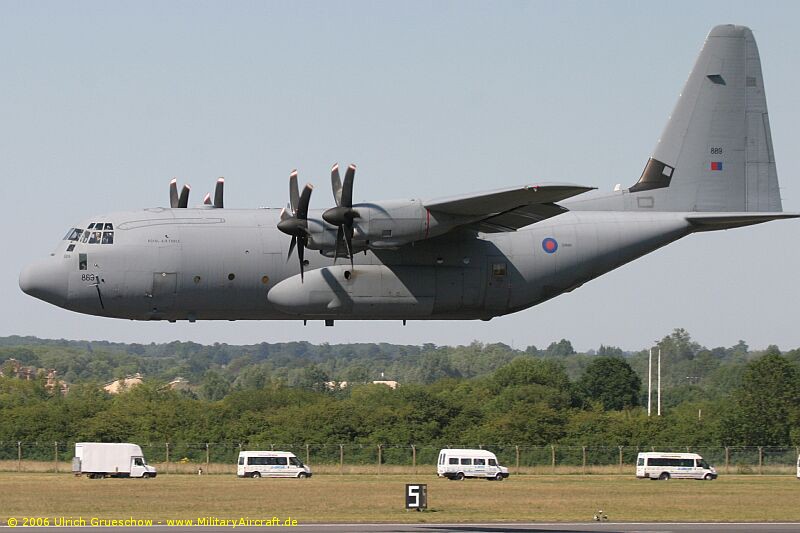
[1,473,799,524]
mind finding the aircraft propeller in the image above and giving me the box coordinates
[202,178,225,208]
[322,163,358,268]
[277,170,314,281]
[169,179,191,208]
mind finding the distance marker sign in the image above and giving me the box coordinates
[405,484,427,510]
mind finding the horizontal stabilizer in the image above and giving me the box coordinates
[686,212,800,231]
[425,183,595,216]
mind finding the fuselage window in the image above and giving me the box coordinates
[92,222,102,229]
[67,244,75,252]
[88,231,102,244]
[80,230,91,243]
[87,223,95,230]
[102,232,114,244]
[104,223,113,230]
[492,263,507,277]
[78,253,87,271]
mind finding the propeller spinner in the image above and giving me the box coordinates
[322,163,358,268]
[277,170,314,281]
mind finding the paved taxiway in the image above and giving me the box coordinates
[5,524,800,533]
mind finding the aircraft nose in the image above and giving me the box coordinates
[19,259,68,306]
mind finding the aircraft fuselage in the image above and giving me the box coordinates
[20,207,692,322]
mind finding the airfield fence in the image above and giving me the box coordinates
[0,442,798,475]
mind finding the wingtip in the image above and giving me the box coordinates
[290,169,298,178]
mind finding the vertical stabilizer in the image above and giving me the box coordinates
[628,25,781,212]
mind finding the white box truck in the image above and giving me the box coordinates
[437,448,509,480]
[636,452,716,480]
[73,443,157,479]
[237,451,312,478]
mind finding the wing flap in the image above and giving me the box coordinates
[470,203,568,232]
[425,183,595,216]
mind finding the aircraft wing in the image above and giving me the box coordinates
[425,183,595,231]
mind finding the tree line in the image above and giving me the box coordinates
[1,329,799,462]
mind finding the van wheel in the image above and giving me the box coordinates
[142,473,150,479]
[704,473,713,480]
[297,472,307,479]
[495,473,504,481]
[455,472,465,481]
[659,472,670,481]
[251,472,261,478]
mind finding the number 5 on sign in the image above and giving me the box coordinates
[405,484,427,510]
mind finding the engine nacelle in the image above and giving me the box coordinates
[305,199,466,253]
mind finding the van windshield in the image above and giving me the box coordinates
[289,457,303,467]
[698,459,710,469]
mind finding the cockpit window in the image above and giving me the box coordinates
[71,223,114,245]
[64,228,83,241]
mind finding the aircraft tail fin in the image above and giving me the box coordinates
[628,24,782,212]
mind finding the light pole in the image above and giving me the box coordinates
[647,346,653,417]
[657,344,662,417]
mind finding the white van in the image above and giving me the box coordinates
[237,451,312,478]
[636,452,717,480]
[437,448,509,481]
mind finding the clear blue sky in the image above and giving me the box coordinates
[3,0,799,351]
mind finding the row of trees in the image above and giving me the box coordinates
[1,340,799,460]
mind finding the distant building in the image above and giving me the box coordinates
[323,379,398,390]
[167,377,191,391]
[103,373,144,394]
[1,358,68,394]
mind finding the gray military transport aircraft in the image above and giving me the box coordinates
[19,25,798,325]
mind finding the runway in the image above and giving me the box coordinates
[4,523,800,533]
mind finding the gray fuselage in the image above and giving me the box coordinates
[19,205,693,322]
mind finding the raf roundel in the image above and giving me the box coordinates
[542,237,558,254]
